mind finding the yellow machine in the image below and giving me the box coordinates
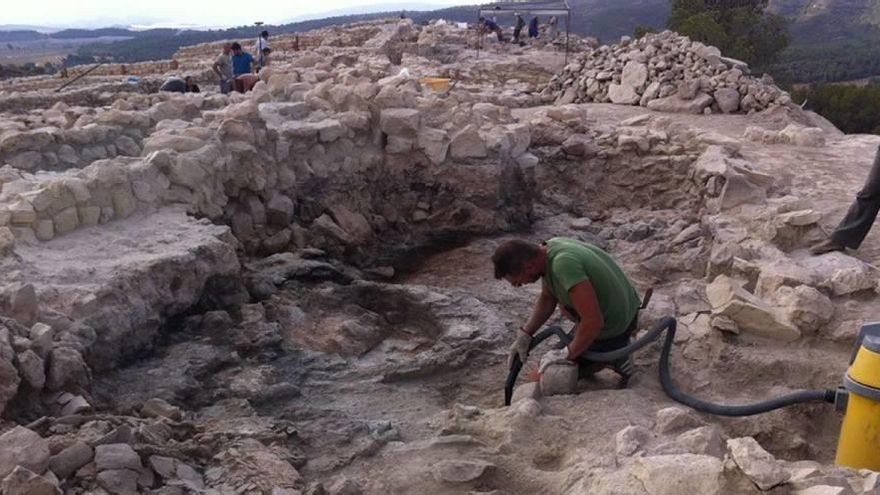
[835,323,880,471]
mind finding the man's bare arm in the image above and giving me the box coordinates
[521,282,558,336]
[565,280,604,359]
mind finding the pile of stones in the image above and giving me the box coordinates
[543,31,792,115]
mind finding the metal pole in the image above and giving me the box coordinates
[55,62,106,93]
[564,12,570,66]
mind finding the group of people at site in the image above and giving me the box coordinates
[160,30,272,95]
[479,13,558,45]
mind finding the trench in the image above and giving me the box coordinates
[84,143,851,491]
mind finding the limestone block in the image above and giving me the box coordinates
[432,460,495,484]
[49,442,93,480]
[676,426,725,458]
[34,219,54,241]
[562,134,599,157]
[95,444,142,472]
[141,397,183,421]
[57,145,78,164]
[540,363,577,396]
[775,285,833,333]
[329,205,372,243]
[315,119,346,142]
[111,188,137,219]
[28,323,53,359]
[714,87,740,113]
[515,152,539,168]
[0,329,20,416]
[718,170,766,210]
[609,83,641,105]
[263,229,292,254]
[168,155,208,190]
[616,425,652,456]
[15,350,44,389]
[53,207,79,235]
[114,136,141,156]
[0,227,13,256]
[449,125,487,160]
[379,108,420,137]
[96,469,139,495]
[78,206,101,227]
[0,466,59,495]
[9,151,42,171]
[622,61,649,89]
[46,347,89,391]
[632,454,724,495]
[640,82,661,105]
[800,252,875,296]
[60,395,91,416]
[706,275,800,341]
[9,200,36,225]
[217,119,255,143]
[654,406,704,434]
[142,134,205,155]
[417,127,449,164]
[647,93,713,114]
[727,437,789,490]
[266,195,294,226]
[386,136,414,154]
[0,426,50,479]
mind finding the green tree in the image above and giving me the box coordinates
[667,0,789,67]
[634,25,658,38]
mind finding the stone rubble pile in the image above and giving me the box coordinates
[543,31,792,115]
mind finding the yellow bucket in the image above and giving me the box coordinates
[420,77,451,92]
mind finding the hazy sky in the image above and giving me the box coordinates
[6,0,483,28]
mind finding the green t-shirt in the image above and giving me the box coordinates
[543,237,641,340]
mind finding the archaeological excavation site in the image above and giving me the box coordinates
[1,16,880,495]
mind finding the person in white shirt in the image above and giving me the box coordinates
[254,30,270,71]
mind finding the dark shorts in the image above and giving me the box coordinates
[572,314,638,367]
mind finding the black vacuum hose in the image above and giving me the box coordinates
[504,316,837,415]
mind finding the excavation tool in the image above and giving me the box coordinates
[504,317,880,471]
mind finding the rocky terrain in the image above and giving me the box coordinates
[0,18,878,495]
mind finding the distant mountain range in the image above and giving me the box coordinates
[4,0,880,84]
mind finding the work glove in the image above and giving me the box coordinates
[539,347,574,374]
[507,331,532,369]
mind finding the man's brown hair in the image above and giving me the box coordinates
[492,239,540,279]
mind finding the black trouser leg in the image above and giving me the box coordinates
[832,144,880,249]
[571,313,638,388]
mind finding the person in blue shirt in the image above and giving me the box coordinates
[528,16,539,38]
[230,42,255,93]
[478,16,504,42]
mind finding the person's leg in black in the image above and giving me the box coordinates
[572,314,638,389]
[813,144,880,254]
